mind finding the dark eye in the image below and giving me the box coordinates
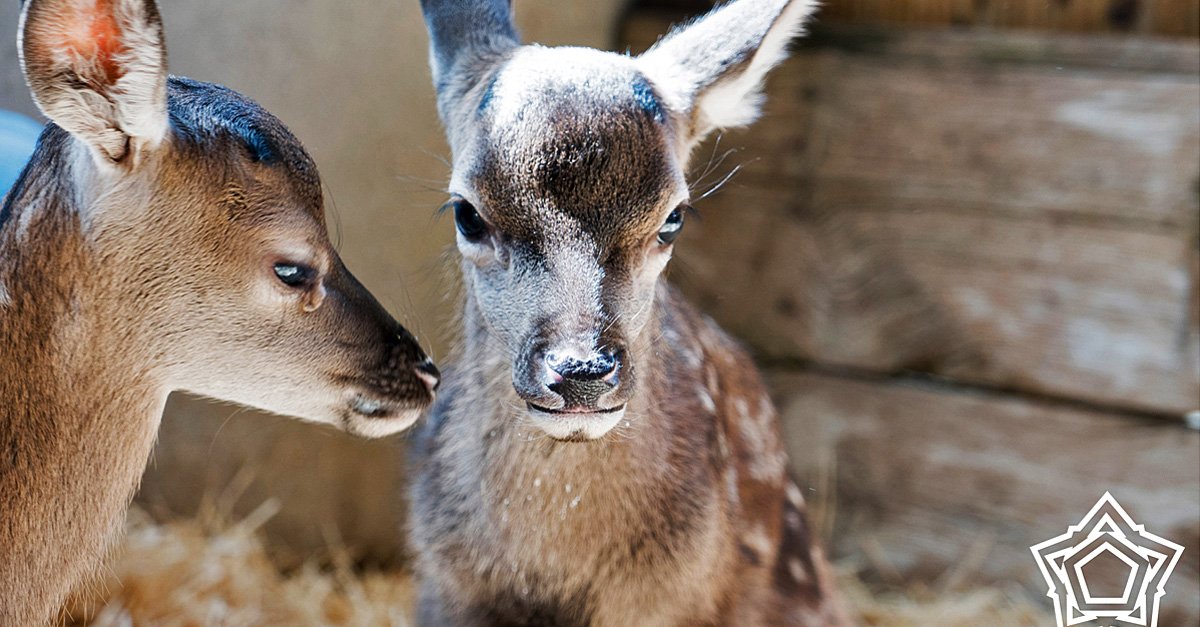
[273,263,315,288]
[657,205,686,245]
[450,199,488,242]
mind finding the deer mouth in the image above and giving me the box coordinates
[340,393,428,438]
[526,403,625,415]
[525,403,627,441]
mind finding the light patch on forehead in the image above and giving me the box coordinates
[482,47,644,128]
[543,237,605,344]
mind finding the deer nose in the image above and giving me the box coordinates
[546,350,618,382]
[414,358,440,393]
[544,350,619,408]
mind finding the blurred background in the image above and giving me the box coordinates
[1,0,1197,624]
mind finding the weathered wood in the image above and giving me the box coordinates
[770,370,1200,624]
[630,17,1200,414]
[676,180,1199,413]
[820,0,1200,37]
[631,0,1200,38]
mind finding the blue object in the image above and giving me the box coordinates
[0,110,44,198]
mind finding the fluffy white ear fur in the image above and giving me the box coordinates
[19,0,169,165]
[637,0,818,153]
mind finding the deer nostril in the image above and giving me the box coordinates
[415,359,440,392]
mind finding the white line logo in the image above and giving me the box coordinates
[1031,493,1185,627]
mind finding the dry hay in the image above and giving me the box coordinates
[61,504,1051,627]
[61,502,416,627]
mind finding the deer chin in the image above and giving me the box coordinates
[526,403,626,441]
[340,393,427,438]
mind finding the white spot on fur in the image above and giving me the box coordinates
[736,396,786,482]
[680,347,702,369]
[789,558,809,584]
[785,482,805,508]
[744,524,772,558]
[534,477,542,488]
[697,384,717,413]
[733,398,751,420]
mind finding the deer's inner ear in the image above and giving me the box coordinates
[20,0,169,163]
[635,0,817,153]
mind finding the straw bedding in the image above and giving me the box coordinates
[61,504,1050,627]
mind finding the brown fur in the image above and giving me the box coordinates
[413,285,852,626]
[1,2,436,624]
[411,1,852,624]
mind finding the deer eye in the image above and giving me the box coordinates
[273,263,315,288]
[657,205,686,245]
[451,199,488,242]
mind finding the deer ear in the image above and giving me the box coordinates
[19,0,169,164]
[419,0,519,121]
[638,0,817,153]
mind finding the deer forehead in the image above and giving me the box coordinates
[165,77,324,223]
[459,47,687,245]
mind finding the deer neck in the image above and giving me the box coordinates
[0,147,167,624]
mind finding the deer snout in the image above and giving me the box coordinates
[339,331,439,438]
[414,358,441,392]
[367,338,440,399]
[514,344,631,441]
[544,349,619,408]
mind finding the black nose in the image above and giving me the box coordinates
[415,358,440,393]
[547,351,617,382]
[545,351,618,408]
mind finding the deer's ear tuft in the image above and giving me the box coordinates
[19,0,169,164]
[638,0,817,154]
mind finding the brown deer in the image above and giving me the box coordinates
[410,0,854,625]
[0,0,439,624]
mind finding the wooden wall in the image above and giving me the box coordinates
[625,13,1200,623]
[637,0,1200,37]
[819,0,1200,37]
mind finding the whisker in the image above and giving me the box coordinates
[695,161,747,202]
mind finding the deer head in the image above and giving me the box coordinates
[9,0,439,437]
[421,0,815,440]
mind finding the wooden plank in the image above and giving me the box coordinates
[629,0,1200,38]
[688,50,1200,229]
[675,180,1200,413]
[626,18,1200,413]
[770,370,1200,623]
